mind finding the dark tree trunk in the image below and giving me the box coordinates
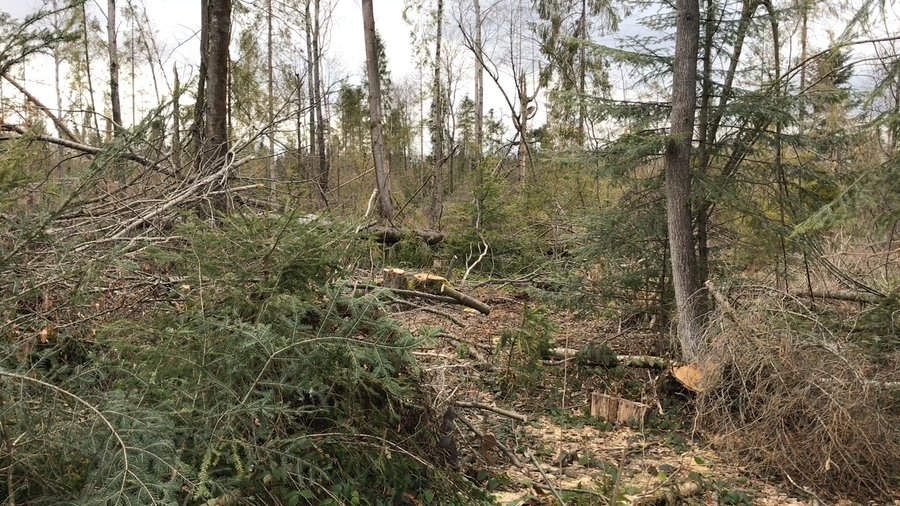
[191,0,209,170]
[664,0,704,361]
[204,0,231,173]
[362,0,394,224]
[304,1,316,189]
[312,0,329,207]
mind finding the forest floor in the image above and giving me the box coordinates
[392,286,829,506]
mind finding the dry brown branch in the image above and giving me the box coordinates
[385,294,464,327]
[453,401,528,422]
[527,450,566,505]
[455,413,523,467]
[696,289,900,500]
[2,74,82,143]
[1,123,161,169]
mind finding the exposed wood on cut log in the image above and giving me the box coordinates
[672,363,706,392]
[377,269,491,315]
[590,392,650,427]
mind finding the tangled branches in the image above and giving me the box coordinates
[696,288,900,500]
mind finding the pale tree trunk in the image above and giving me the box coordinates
[204,0,231,173]
[473,0,484,223]
[266,0,276,201]
[312,0,329,207]
[107,0,122,135]
[429,0,444,230]
[82,1,99,138]
[172,64,182,170]
[516,73,528,183]
[304,1,316,187]
[362,0,394,224]
[664,0,704,361]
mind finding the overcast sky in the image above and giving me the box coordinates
[1,0,897,142]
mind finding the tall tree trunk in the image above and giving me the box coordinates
[192,0,209,170]
[312,0,329,207]
[172,64,182,170]
[429,0,444,230]
[82,1,99,139]
[695,0,716,286]
[516,72,528,183]
[304,1,316,188]
[106,0,122,135]
[266,0,276,201]
[362,0,394,224]
[664,0,704,361]
[473,0,484,225]
[578,0,587,145]
[204,0,231,173]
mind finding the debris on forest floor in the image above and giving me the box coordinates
[389,285,836,505]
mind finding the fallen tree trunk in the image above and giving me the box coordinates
[792,289,882,304]
[381,269,490,315]
[368,225,444,246]
[550,347,671,368]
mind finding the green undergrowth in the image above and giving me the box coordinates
[0,214,491,505]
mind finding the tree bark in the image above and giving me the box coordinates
[172,64,182,170]
[312,0,329,207]
[473,0,485,222]
[106,0,122,135]
[664,0,704,361]
[266,0,276,201]
[191,0,209,170]
[304,1,316,188]
[362,0,394,224]
[429,0,445,230]
[204,0,231,173]
[81,1,99,138]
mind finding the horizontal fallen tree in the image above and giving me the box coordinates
[550,346,671,369]
[381,269,490,315]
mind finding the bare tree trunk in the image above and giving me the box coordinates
[312,0,329,207]
[106,0,122,135]
[266,0,276,201]
[172,64,182,170]
[473,0,484,222]
[429,0,444,230]
[362,0,394,224]
[204,0,231,174]
[82,1,99,138]
[304,1,316,185]
[664,0,704,361]
[516,72,528,183]
[191,0,209,169]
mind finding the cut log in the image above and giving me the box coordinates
[672,362,706,392]
[383,268,407,289]
[590,392,649,427]
[377,269,491,315]
[550,347,671,368]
